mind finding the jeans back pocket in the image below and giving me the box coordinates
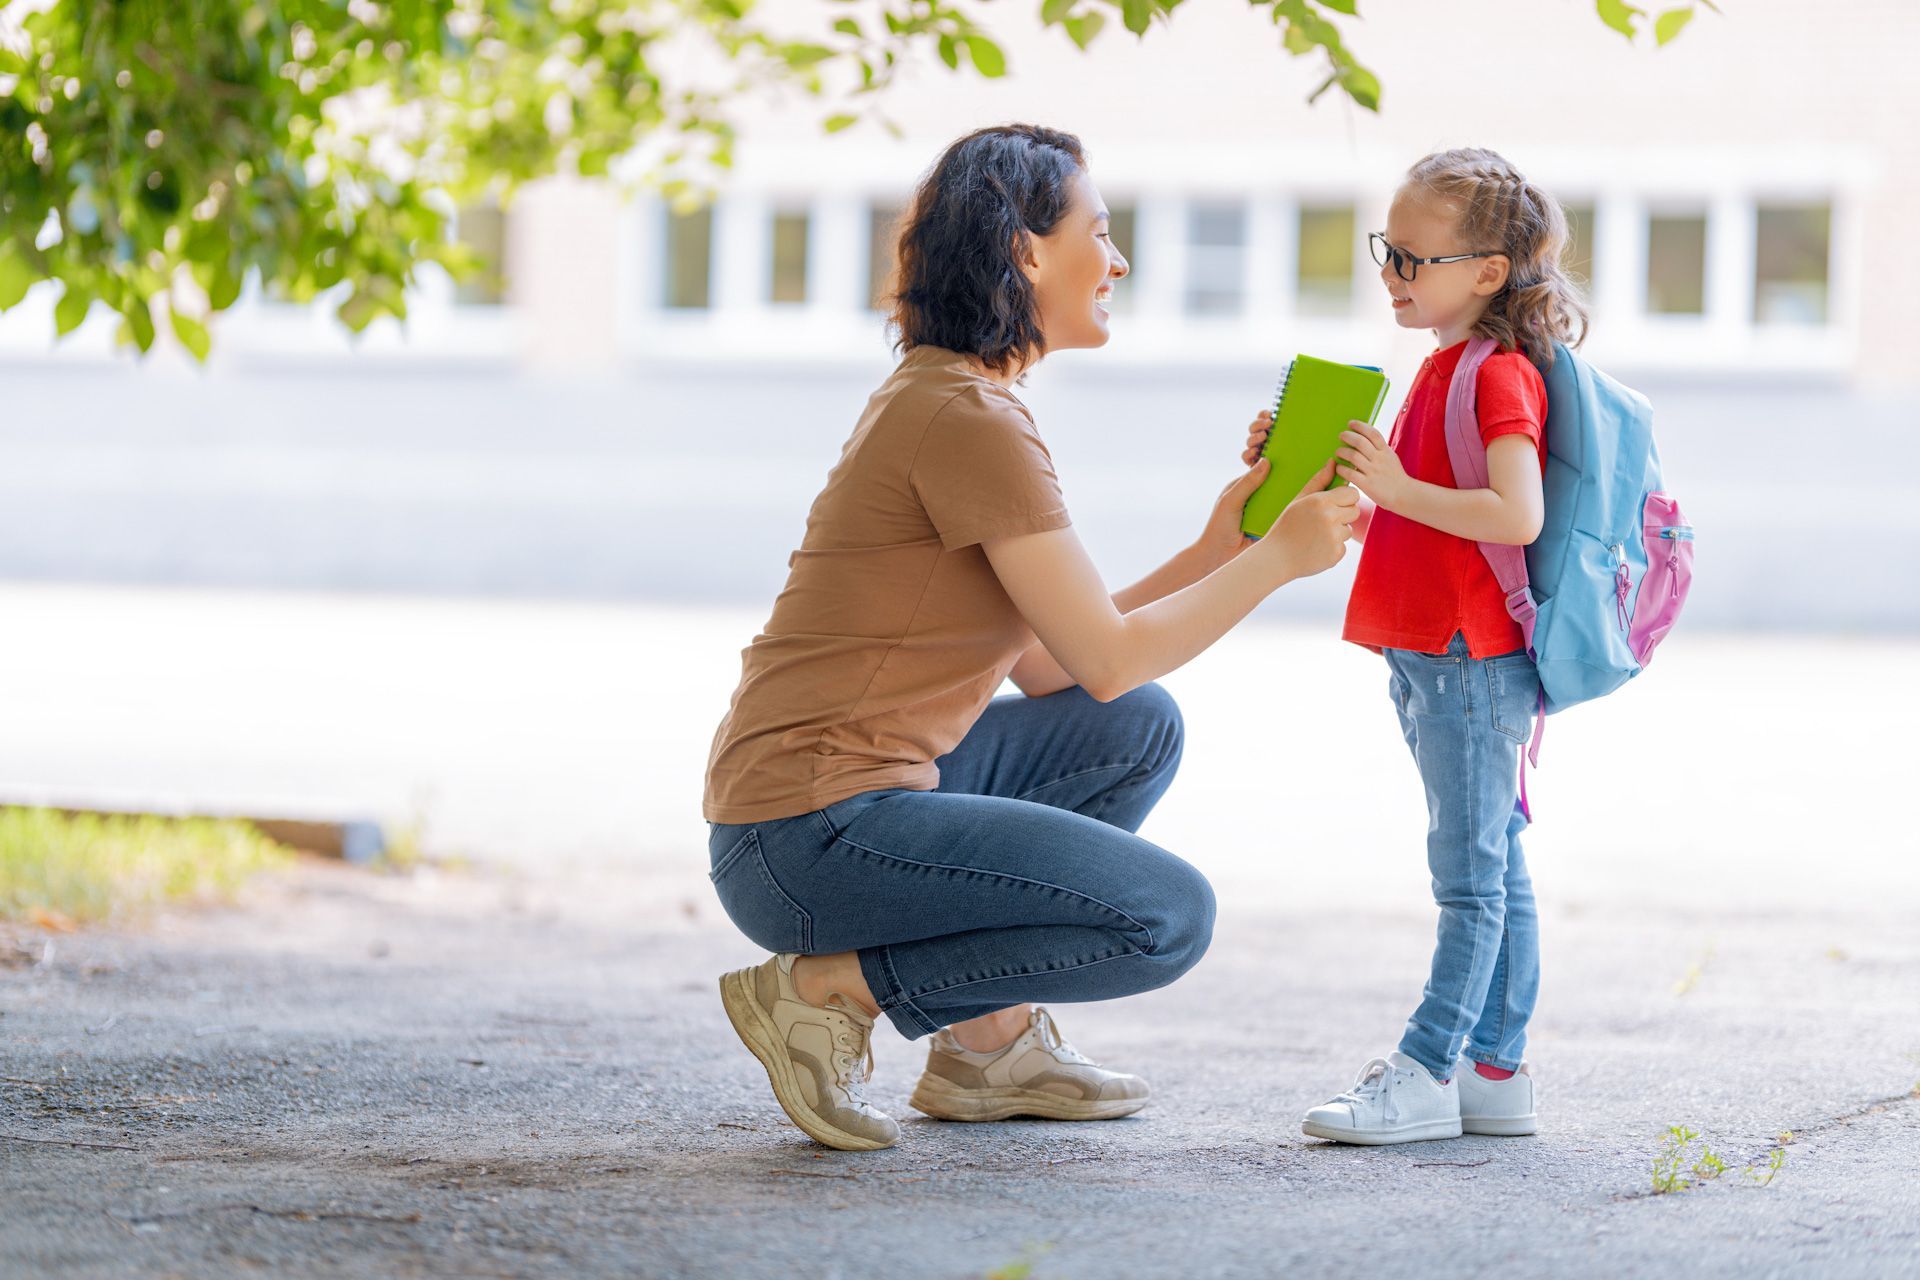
[1486,655,1542,746]
[708,826,813,954]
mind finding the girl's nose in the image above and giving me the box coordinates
[1110,250,1130,280]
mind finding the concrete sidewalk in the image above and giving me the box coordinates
[3,588,1918,1276]
[2,855,1915,1278]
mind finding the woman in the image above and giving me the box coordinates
[705,124,1358,1151]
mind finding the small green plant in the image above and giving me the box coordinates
[1672,939,1716,996]
[0,807,293,925]
[1651,1124,1788,1194]
[1745,1143,1787,1187]
[983,1242,1053,1280]
[1651,1124,1702,1193]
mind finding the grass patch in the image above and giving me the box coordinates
[0,807,294,927]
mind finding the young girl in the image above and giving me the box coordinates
[1279,148,1587,1144]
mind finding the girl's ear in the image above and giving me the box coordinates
[1474,254,1512,297]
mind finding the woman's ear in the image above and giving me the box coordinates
[1014,229,1043,285]
[1474,254,1512,297]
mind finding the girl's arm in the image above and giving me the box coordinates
[1334,421,1543,546]
[990,461,1358,703]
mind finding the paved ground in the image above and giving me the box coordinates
[4,856,1916,1279]
[3,591,1919,1277]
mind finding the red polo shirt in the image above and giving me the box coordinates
[1342,339,1548,658]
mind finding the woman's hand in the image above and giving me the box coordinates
[1261,458,1359,579]
[1194,456,1270,569]
[1188,408,1281,571]
[1334,421,1410,510]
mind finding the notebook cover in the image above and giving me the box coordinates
[1239,354,1391,538]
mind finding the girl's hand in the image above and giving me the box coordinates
[1334,421,1409,510]
[1241,410,1272,467]
[1195,456,1270,568]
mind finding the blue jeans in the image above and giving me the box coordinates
[1387,633,1542,1079]
[706,683,1215,1040]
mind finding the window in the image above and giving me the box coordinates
[1186,202,1246,316]
[1646,213,1706,316]
[453,205,508,307]
[1296,204,1355,317]
[770,208,809,305]
[1754,203,1830,324]
[1105,204,1136,313]
[868,203,905,311]
[664,206,713,310]
[1561,202,1596,298]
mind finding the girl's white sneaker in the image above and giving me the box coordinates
[1301,1051,1462,1145]
[1457,1060,1538,1136]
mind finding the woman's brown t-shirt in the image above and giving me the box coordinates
[702,346,1072,824]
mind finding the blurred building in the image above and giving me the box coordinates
[0,0,1913,628]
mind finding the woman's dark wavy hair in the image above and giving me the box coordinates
[887,124,1087,378]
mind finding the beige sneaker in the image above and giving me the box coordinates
[718,954,900,1151]
[908,1007,1149,1122]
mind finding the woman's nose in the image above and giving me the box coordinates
[1110,250,1130,280]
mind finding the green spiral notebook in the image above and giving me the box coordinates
[1239,354,1392,538]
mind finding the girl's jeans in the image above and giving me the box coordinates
[706,683,1214,1040]
[1386,632,1542,1080]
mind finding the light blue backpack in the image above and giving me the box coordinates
[1445,337,1694,815]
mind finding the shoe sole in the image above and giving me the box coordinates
[1461,1115,1537,1136]
[909,1073,1148,1123]
[1301,1118,1463,1145]
[717,967,895,1152]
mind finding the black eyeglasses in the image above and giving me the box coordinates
[1369,232,1501,283]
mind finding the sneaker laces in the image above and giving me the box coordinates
[1033,1008,1094,1066]
[1332,1057,1393,1105]
[823,996,884,1117]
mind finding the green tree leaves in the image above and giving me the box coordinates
[1597,0,1646,39]
[1598,0,1717,46]
[0,0,1716,360]
[1654,6,1696,45]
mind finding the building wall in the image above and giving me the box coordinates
[0,0,1904,387]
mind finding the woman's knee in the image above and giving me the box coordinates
[1114,681,1184,773]
[1139,858,1215,984]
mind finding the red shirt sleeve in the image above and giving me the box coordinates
[1475,351,1548,449]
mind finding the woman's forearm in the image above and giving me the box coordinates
[1008,541,1223,695]
[994,465,1356,701]
[1084,539,1302,699]
[1116,541,1224,612]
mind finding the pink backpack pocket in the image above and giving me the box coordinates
[1630,491,1693,667]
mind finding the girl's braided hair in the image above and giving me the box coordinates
[1405,148,1588,369]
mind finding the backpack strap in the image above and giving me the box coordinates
[1442,337,1538,657]
[1442,338,1547,813]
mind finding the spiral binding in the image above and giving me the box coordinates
[1265,359,1295,459]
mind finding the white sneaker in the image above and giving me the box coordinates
[1301,1051,1462,1145]
[1457,1059,1538,1136]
